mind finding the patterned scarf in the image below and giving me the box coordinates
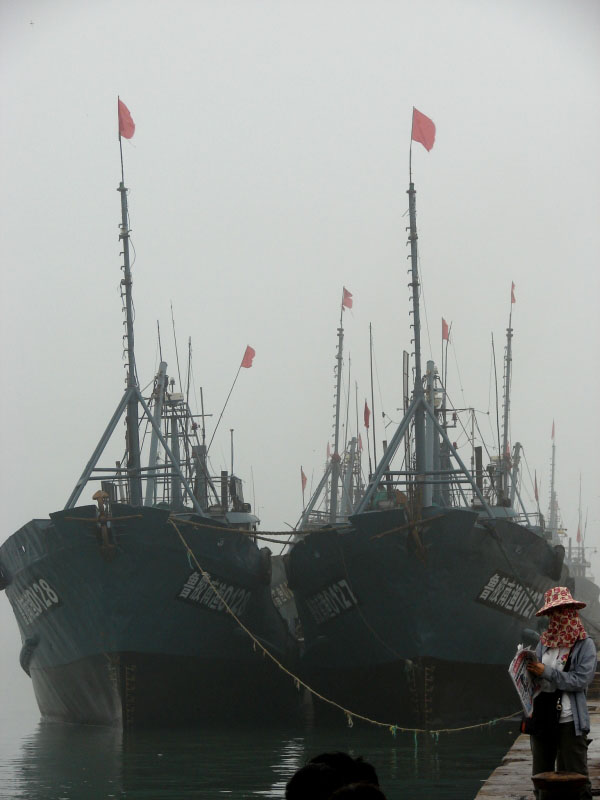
[540,607,587,648]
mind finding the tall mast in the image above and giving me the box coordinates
[407,182,426,475]
[330,304,344,522]
[357,111,496,519]
[118,175,142,505]
[578,473,582,560]
[548,423,558,536]
[369,324,378,468]
[500,301,514,503]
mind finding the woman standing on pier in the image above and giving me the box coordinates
[526,586,597,800]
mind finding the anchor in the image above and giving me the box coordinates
[63,493,143,562]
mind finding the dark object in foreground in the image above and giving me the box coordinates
[285,752,384,799]
[532,771,588,799]
[331,784,387,799]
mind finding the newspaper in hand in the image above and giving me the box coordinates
[508,645,542,717]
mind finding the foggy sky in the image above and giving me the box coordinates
[1,0,599,714]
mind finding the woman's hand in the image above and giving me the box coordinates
[526,660,545,677]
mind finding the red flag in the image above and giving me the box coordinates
[411,108,436,152]
[358,433,363,452]
[342,287,353,310]
[534,471,539,503]
[552,420,555,440]
[442,317,450,342]
[364,400,371,429]
[301,467,307,492]
[511,282,516,304]
[118,99,135,140]
[577,525,581,544]
[241,345,255,368]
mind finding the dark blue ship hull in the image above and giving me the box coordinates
[0,504,299,726]
[288,506,567,729]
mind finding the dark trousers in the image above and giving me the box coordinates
[530,722,591,799]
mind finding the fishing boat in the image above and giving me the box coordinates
[546,438,600,642]
[286,109,569,730]
[0,103,298,727]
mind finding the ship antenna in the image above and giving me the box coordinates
[157,320,163,362]
[171,302,184,392]
[548,420,557,536]
[369,323,378,467]
[491,333,502,464]
[407,180,426,475]
[329,291,346,522]
[500,284,515,503]
[578,472,582,559]
[118,98,142,505]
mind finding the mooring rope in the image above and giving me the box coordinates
[173,515,307,539]
[169,517,521,736]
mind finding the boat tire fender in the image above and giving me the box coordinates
[19,635,40,677]
[259,547,272,586]
[0,562,10,590]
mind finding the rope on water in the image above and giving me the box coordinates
[169,517,522,736]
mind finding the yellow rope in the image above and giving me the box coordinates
[169,517,521,736]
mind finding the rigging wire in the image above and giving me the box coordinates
[491,333,501,457]
[473,412,495,465]
[372,346,388,439]
[450,334,467,409]
[486,341,493,416]
[416,251,433,362]
[520,447,538,508]
[170,302,183,393]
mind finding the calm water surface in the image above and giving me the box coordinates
[0,706,520,800]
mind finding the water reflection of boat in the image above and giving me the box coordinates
[11,720,302,800]
[0,101,298,727]
[13,722,123,799]
[8,717,520,799]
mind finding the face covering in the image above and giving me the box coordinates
[540,606,587,648]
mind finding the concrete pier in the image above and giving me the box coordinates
[476,682,600,798]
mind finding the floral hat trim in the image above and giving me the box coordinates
[535,585,586,617]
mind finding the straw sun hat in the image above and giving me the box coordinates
[535,585,586,617]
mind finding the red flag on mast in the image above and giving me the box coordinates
[358,433,363,452]
[241,346,255,368]
[118,99,135,139]
[364,400,371,429]
[342,287,353,310]
[301,467,307,492]
[511,282,516,304]
[411,108,436,152]
[442,318,450,342]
